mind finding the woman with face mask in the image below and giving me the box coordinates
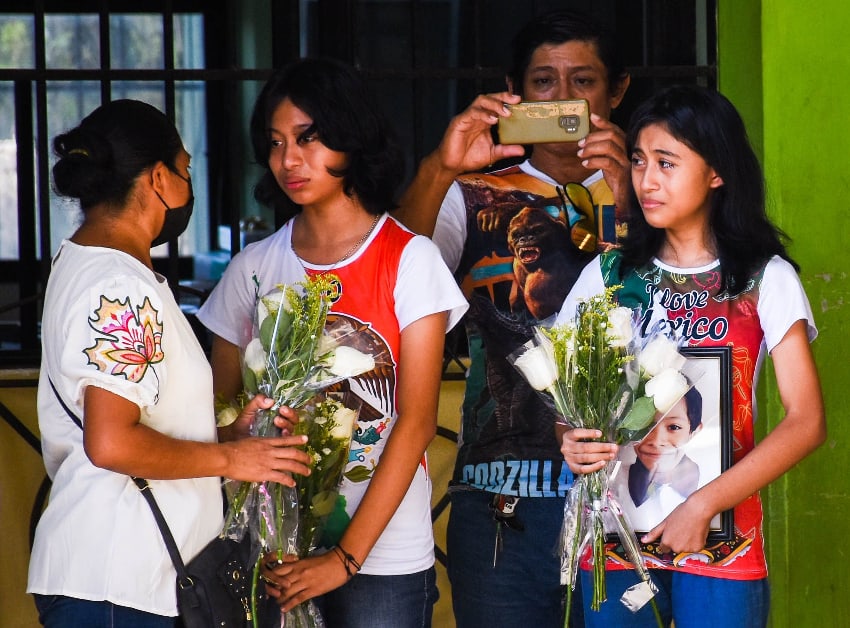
[27,99,312,628]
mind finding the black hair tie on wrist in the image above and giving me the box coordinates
[332,544,362,578]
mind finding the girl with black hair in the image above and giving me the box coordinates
[557,84,825,627]
[27,99,311,628]
[197,58,467,627]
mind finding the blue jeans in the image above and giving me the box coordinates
[33,595,175,628]
[446,490,584,628]
[580,569,770,628]
[315,566,438,628]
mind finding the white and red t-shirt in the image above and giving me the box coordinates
[198,214,467,575]
[557,250,816,581]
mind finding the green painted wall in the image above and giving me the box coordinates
[719,1,850,624]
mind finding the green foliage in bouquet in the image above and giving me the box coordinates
[292,393,359,556]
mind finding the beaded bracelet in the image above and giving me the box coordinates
[332,544,363,578]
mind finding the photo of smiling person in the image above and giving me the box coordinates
[626,386,703,523]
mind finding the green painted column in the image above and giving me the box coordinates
[719,1,850,624]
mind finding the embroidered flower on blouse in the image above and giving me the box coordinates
[84,295,164,382]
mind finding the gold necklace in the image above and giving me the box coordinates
[292,213,381,271]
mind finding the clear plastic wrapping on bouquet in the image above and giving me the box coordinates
[281,598,326,628]
[221,276,376,628]
[558,463,660,626]
[243,280,378,416]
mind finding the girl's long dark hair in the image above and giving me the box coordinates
[619,84,797,295]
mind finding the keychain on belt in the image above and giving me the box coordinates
[489,494,524,567]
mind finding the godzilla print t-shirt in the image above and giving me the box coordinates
[439,162,624,497]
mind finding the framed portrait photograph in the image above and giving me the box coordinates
[608,346,734,542]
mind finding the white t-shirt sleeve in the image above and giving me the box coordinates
[197,225,310,350]
[431,181,467,273]
[554,255,605,324]
[758,255,817,351]
[64,275,167,410]
[394,234,469,332]
[196,250,258,348]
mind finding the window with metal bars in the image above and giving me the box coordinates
[0,0,715,368]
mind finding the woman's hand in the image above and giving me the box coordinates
[220,432,311,485]
[577,113,630,208]
[559,426,618,475]
[219,398,310,484]
[261,551,350,611]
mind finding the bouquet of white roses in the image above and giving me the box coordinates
[511,287,695,626]
[221,274,374,627]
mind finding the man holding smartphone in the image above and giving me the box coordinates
[395,9,630,628]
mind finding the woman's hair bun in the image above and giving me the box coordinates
[52,127,118,207]
[51,99,183,211]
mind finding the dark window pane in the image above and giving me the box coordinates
[0,15,34,69]
[0,82,20,260]
[45,14,99,70]
[45,80,102,253]
[175,13,204,69]
[110,13,163,69]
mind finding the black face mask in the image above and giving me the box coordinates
[152,171,194,247]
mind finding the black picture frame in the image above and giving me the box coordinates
[607,345,734,542]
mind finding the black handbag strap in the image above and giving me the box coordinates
[47,376,82,429]
[131,477,193,585]
[47,375,193,586]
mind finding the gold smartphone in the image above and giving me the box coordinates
[498,99,590,144]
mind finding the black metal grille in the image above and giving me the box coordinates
[0,0,716,368]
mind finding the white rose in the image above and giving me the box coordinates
[258,287,291,324]
[244,337,268,378]
[216,406,239,427]
[513,344,558,392]
[644,368,690,414]
[315,332,339,358]
[606,307,634,348]
[638,335,686,377]
[330,406,358,440]
[328,345,375,377]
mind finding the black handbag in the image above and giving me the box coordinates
[132,477,254,628]
[48,377,258,627]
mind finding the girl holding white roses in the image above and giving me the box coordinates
[197,58,467,627]
[557,84,825,627]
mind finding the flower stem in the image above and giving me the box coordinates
[650,597,664,628]
[587,471,607,611]
[250,557,260,628]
